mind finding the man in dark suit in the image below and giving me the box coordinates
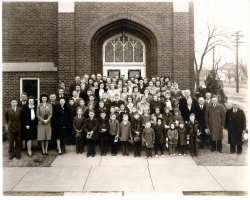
[5,99,23,160]
[56,87,69,103]
[70,76,81,95]
[225,101,246,155]
[138,78,146,94]
[196,97,207,148]
[179,89,198,115]
[17,92,28,150]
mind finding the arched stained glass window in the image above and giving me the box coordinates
[134,42,143,62]
[124,42,133,62]
[105,42,114,62]
[115,42,123,62]
[103,33,145,64]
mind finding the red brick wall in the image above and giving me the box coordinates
[2,2,58,66]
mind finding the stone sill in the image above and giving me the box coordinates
[2,63,57,72]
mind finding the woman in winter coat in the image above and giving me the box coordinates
[142,121,155,159]
[153,118,166,157]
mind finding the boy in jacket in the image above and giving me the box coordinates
[177,121,187,156]
[109,113,120,156]
[142,121,155,159]
[131,112,143,157]
[73,107,85,154]
[167,121,178,157]
[84,110,99,157]
[186,113,202,157]
[99,111,110,156]
[119,114,132,156]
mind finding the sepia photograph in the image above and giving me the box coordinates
[1,0,249,197]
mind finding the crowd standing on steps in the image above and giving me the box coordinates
[5,74,247,160]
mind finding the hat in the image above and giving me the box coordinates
[134,136,141,143]
[76,132,82,140]
[174,108,179,113]
[179,121,185,125]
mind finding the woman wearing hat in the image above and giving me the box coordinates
[36,94,53,155]
[22,96,38,157]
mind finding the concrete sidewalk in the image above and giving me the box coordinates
[3,148,249,194]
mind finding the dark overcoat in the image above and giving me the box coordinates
[84,117,99,140]
[153,125,166,144]
[225,108,246,145]
[205,103,225,141]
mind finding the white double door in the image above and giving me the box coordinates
[103,66,145,78]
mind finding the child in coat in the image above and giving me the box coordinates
[151,107,163,125]
[171,108,184,128]
[177,121,187,156]
[167,121,178,157]
[132,86,141,105]
[109,113,120,156]
[153,118,166,157]
[126,95,135,113]
[110,106,120,121]
[99,111,110,156]
[186,113,202,157]
[73,107,85,154]
[142,121,155,159]
[119,114,132,156]
[84,110,99,157]
[131,112,143,157]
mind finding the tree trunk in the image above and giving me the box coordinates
[196,72,200,88]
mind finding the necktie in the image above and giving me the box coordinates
[22,101,25,105]
[78,115,81,119]
[13,107,16,112]
[200,105,203,109]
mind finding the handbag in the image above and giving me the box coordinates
[128,138,134,146]
[195,135,202,143]
[134,135,141,143]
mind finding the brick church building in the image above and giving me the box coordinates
[2,1,194,120]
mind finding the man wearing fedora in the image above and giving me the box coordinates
[225,101,246,155]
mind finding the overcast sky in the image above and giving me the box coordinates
[194,0,250,69]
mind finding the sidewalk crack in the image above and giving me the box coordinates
[147,164,155,191]
[82,166,92,191]
[204,166,225,191]
[11,167,33,191]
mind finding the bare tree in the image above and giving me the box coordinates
[213,51,225,74]
[194,17,232,88]
[239,58,247,78]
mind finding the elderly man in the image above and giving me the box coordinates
[70,76,81,95]
[204,92,212,106]
[205,95,226,152]
[225,101,246,155]
[179,89,198,115]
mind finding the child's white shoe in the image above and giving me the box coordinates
[145,156,147,159]
[149,157,151,159]
[184,154,186,156]
[161,155,164,157]
[179,153,181,156]
[171,154,173,157]
[173,154,175,156]
[155,155,158,158]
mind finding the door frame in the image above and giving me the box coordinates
[20,78,40,105]
[103,66,145,78]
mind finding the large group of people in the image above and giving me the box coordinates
[5,73,246,160]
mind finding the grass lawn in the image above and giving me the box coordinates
[183,191,248,196]
[3,192,64,196]
[192,130,248,166]
[2,141,58,167]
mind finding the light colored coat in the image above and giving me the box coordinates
[205,103,225,141]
